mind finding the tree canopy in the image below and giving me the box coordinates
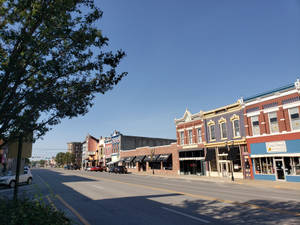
[0,0,127,145]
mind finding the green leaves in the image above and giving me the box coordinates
[0,0,127,144]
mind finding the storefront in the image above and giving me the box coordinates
[179,149,205,175]
[250,140,300,182]
[205,145,243,179]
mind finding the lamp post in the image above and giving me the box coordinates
[151,148,155,175]
[226,142,234,182]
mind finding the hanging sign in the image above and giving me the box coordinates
[265,141,287,153]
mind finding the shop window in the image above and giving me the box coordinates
[180,131,184,145]
[251,116,260,135]
[254,157,274,174]
[188,130,193,144]
[149,162,161,170]
[197,128,202,143]
[269,111,279,133]
[289,107,300,130]
[163,157,172,170]
[289,157,300,175]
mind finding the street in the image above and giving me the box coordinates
[1,169,300,225]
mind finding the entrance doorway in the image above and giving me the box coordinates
[219,161,230,177]
[275,158,285,180]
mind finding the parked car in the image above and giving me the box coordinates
[90,166,104,172]
[108,167,116,173]
[0,168,33,188]
[115,166,127,174]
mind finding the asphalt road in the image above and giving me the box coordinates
[1,169,300,225]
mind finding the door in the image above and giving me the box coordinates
[219,162,228,177]
[275,159,285,180]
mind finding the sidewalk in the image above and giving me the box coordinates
[130,172,300,191]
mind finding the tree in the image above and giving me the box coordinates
[55,152,65,167]
[0,0,127,145]
[0,1,126,200]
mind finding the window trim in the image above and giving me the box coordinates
[288,107,300,131]
[188,129,193,144]
[180,131,184,145]
[251,115,260,136]
[197,127,202,143]
[268,111,279,134]
[230,114,241,138]
[218,117,227,140]
[208,120,216,141]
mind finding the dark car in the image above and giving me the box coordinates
[115,166,127,174]
[108,167,116,173]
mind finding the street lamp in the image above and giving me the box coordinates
[151,148,155,175]
[226,141,234,181]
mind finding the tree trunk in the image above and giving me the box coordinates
[13,136,23,201]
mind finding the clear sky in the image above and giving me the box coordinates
[32,0,300,159]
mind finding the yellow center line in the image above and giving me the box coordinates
[36,173,91,225]
[75,171,300,217]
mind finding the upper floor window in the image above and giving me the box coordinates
[289,107,300,130]
[209,125,216,140]
[269,111,279,133]
[188,130,193,144]
[251,116,260,135]
[197,128,202,143]
[233,120,240,137]
[218,117,227,139]
[180,131,184,145]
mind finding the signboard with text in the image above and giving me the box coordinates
[265,141,287,153]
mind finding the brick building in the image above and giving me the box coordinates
[243,80,300,182]
[106,130,176,167]
[67,142,82,168]
[175,109,206,176]
[120,143,178,175]
[81,134,99,169]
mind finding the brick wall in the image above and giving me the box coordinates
[120,143,179,176]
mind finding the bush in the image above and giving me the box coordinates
[0,198,72,225]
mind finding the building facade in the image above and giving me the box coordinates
[175,110,206,176]
[120,143,179,175]
[67,142,82,168]
[81,134,99,169]
[243,80,300,182]
[203,101,248,179]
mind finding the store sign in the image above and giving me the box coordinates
[265,141,287,153]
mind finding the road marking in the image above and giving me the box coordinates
[35,173,91,225]
[162,207,210,223]
[73,171,300,217]
[56,194,91,225]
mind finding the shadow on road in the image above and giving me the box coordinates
[28,169,300,225]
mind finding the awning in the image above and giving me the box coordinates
[205,149,215,161]
[133,155,146,163]
[122,156,136,163]
[144,155,160,162]
[156,154,171,162]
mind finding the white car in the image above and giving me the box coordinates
[0,168,33,188]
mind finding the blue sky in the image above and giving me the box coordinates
[32,0,300,159]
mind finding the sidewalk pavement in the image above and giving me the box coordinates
[130,172,300,191]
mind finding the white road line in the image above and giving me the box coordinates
[161,207,210,224]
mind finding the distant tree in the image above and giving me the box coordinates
[64,152,75,165]
[0,0,127,146]
[39,160,46,167]
[55,152,66,167]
